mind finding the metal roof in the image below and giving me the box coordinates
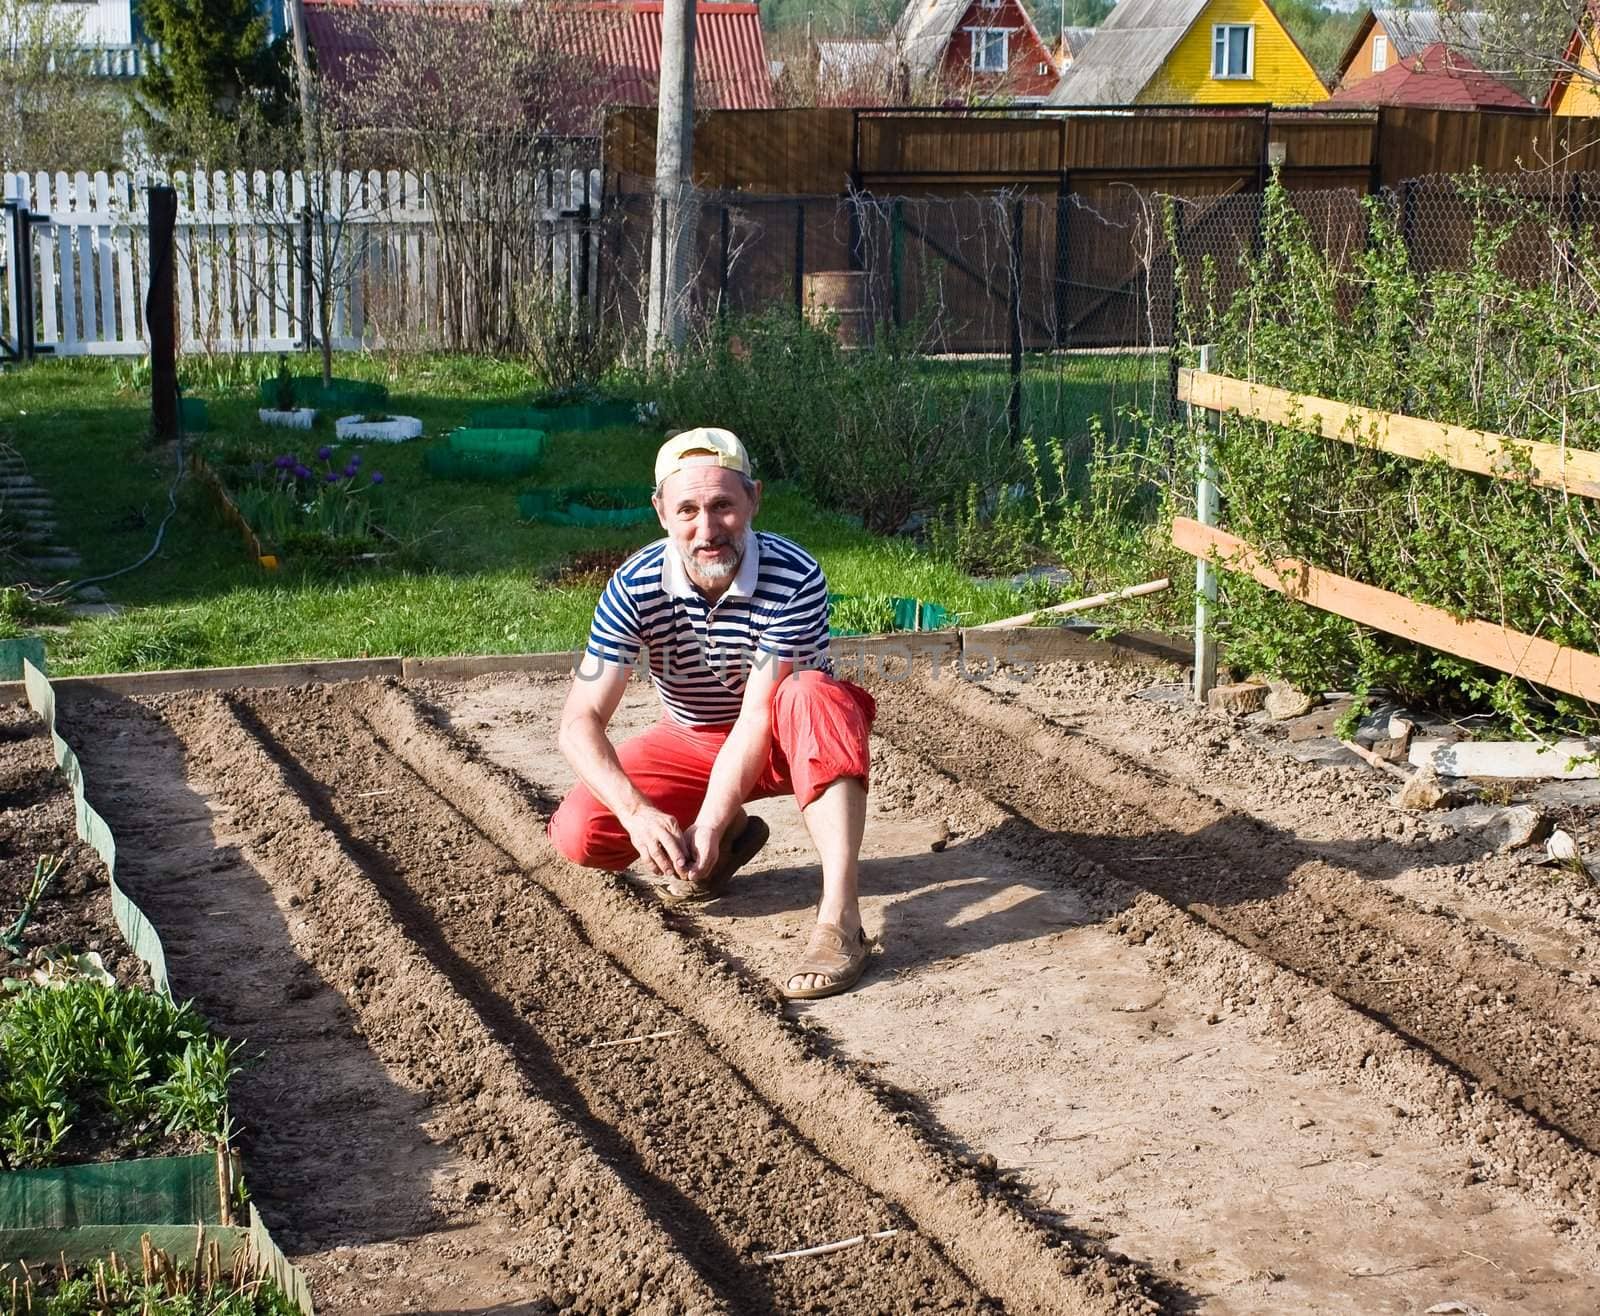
[303,0,773,114]
[817,38,892,80]
[1047,0,1208,105]
[1060,25,1099,60]
[1373,6,1487,62]
[894,0,972,73]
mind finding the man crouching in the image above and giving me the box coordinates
[549,427,875,999]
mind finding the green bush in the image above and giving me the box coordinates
[1174,173,1600,732]
[0,978,241,1168]
[649,309,1018,534]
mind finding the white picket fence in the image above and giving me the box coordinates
[2,165,603,358]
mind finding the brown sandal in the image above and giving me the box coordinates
[781,922,870,1000]
[659,816,771,906]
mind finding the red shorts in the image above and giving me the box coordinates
[549,670,876,871]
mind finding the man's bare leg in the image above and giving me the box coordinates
[787,776,866,995]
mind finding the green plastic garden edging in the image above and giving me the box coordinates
[0,1156,224,1230]
[470,401,640,432]
[257,378,389,411]
[0,638,46,682]
[517,487,656,528]
[13,660,314,1313]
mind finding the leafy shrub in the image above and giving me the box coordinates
[649,309,1017,534]
[0,978,241,1168]
[519,287,623,397]
[1175,174,1600,732]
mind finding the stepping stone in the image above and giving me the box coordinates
[74,585,108,602]
[66,602,121,620]
[24,554,80,570]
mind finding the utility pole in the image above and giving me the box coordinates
[646,0,696,360]
[284,0,332,383]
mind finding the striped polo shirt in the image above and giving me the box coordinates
[585,531,833,726]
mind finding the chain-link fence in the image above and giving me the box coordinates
[596,169,1600,461]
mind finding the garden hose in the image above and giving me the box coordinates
[39,382,188,602]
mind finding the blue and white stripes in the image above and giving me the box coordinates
[585,533,833,726]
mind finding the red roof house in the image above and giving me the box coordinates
[895,0,1061,103]
[1326,41,1532,110]
[304,0,773,128]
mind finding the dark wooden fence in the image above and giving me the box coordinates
[605,105,1600,200]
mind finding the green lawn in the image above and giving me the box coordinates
[0,353,1068,676]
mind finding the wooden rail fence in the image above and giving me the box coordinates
[1175,367,1600,706]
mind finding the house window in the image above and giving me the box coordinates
[1372,33,1388,72]
[972,28,1008,73]
[979,0,1003,7]
[1211,24,1254,79]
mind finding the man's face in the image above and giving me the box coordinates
[654,463,761,586]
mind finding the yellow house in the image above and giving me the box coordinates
[1548,9,1600,115]
[1048,0,1327,105]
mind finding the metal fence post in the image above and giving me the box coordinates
[718,204,730,319]
[890,198,903,330]
[1008,197,1024,444]
[1,198,23,362]
[1052,183,1071,350]
[1166,198,1185,427]
[1192,342,1219,704]
[793,200,805,315]
[298,207,314,351]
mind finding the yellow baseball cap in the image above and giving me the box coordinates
[654,427,752,487]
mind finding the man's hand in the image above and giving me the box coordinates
[621,804,691,878]
[680,822,722,884]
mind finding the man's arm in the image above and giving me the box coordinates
[682,652,792,879]
[557,652,690,877]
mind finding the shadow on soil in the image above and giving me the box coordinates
[53,694,452,1258]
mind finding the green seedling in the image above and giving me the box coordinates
[0,856,66,959]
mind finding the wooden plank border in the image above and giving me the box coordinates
[1178,369,1600,501]
[1172,517,1600,704]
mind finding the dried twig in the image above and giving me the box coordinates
[758,1230,899,1263]
[587,1029,683,1049]
[1339,739,1411,781]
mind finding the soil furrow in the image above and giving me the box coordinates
[236,685,996,1315]
[361,679,1161,1316]
[865,680,1600,1218]
[874,679,1600,1146]
[155,692,735,1316]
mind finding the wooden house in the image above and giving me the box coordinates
[1335,7,1486,91]
[1047,0,1327,106]
[894,0,1062,103]
[1547,3,1600,115]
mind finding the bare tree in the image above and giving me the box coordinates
[0,0,128,171]
[329,1,613,355]
[1446,0,1598,106]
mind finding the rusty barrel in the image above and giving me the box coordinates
[803,270,869,347]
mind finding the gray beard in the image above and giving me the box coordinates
[678,538,742,584]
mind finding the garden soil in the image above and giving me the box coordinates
[0,701,146,988]
[31,662,1600,1314]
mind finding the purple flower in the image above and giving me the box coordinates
[325,472,342,484]
[343,462,359,478]
[370,472,384,485]
[274,454,293,469]
[317,445,333,461]
[349,453,362,468]
[293,464,313,480]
